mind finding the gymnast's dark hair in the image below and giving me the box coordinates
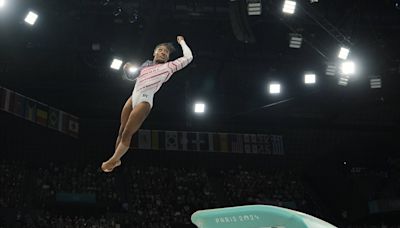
[154,42,176,54]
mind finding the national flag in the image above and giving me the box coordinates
[165,131,178,151]
[130,132,139,148]
[25,99,37,122]
[271,135,285,155]
[187,132,199,151]
[198,133,209,151]
[220,133,229,152]
[61,112,79,138]
[213,133,229,152]
[207,133,214,152]
[36,102,49,126]
[178,132,188,151]
[0,87,11,111]
[244,144,252,153]
[230,134,243,153]
[48,107,61,130]
[151,130,164,150]
[8,92,25,117]
[138,129,151,149]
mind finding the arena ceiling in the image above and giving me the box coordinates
[1,0,399,131]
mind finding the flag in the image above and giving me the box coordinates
[271,135,285,155]
[138,129,151,149]
[0,87,11,111]
[219,133,229,152]
[251,134,257,143]
[48,107,61,130]
[8,92,25,117]
[207,133,214,152]
[165,131,178,151]
[151,130,164,150]
[244,144,252,153]
[230,134,243,153]
[178,132,188,151]
[36,103,49,126]
[130,132,139,148]
[25,99,37,122]
[244,134,251,143]
[187,132,199,151]
[61,112,79,138]
[198,133,209,151]
[213,133,229,152]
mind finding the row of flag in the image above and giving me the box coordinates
[131,130,284,155]
[0,86,79,138]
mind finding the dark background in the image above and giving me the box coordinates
[1,0,400,227]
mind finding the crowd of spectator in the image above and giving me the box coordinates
[2,158,400,227]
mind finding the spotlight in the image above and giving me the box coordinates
[283,0,296,14]
[338,47,350,60]
[325,62,338,76]
[194,103,205,113]
[110,58,123,70]
[304,73,316,84]
[129,66,138,73]
[289,33,302,48]
[24,11,38,25]
[269,83,281,94]
[370,77,382,89]
[0,0,5,8]
[338,75,349,86]
[341,61,355,75]
[247,0,262,15]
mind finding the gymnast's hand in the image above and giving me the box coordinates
[177,35,185,44]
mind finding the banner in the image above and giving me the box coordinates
[1,86,80,138]
[131,129,284,155]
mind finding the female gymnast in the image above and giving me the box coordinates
[101,35,193,172]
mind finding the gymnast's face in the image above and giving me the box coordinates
[153,45,170,63]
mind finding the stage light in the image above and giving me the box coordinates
[269,83,281,94]
[326,62,338,76]
[24,11,38,25]
[338,76,349,86]
[289,33,302,48]
[194,103,205,113]
[110,58,123,70]
[304,73,316,84]
[283,0,296,14]
[370,77,381,89]
[338,47,350,60]
[341,61,355,75]
[129,66,138,73]
[248,0,262,15]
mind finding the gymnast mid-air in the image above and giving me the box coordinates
[101,35,193,172]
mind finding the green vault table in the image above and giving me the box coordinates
[191,205,337,228]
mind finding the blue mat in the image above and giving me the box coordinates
[191,205,337,228]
